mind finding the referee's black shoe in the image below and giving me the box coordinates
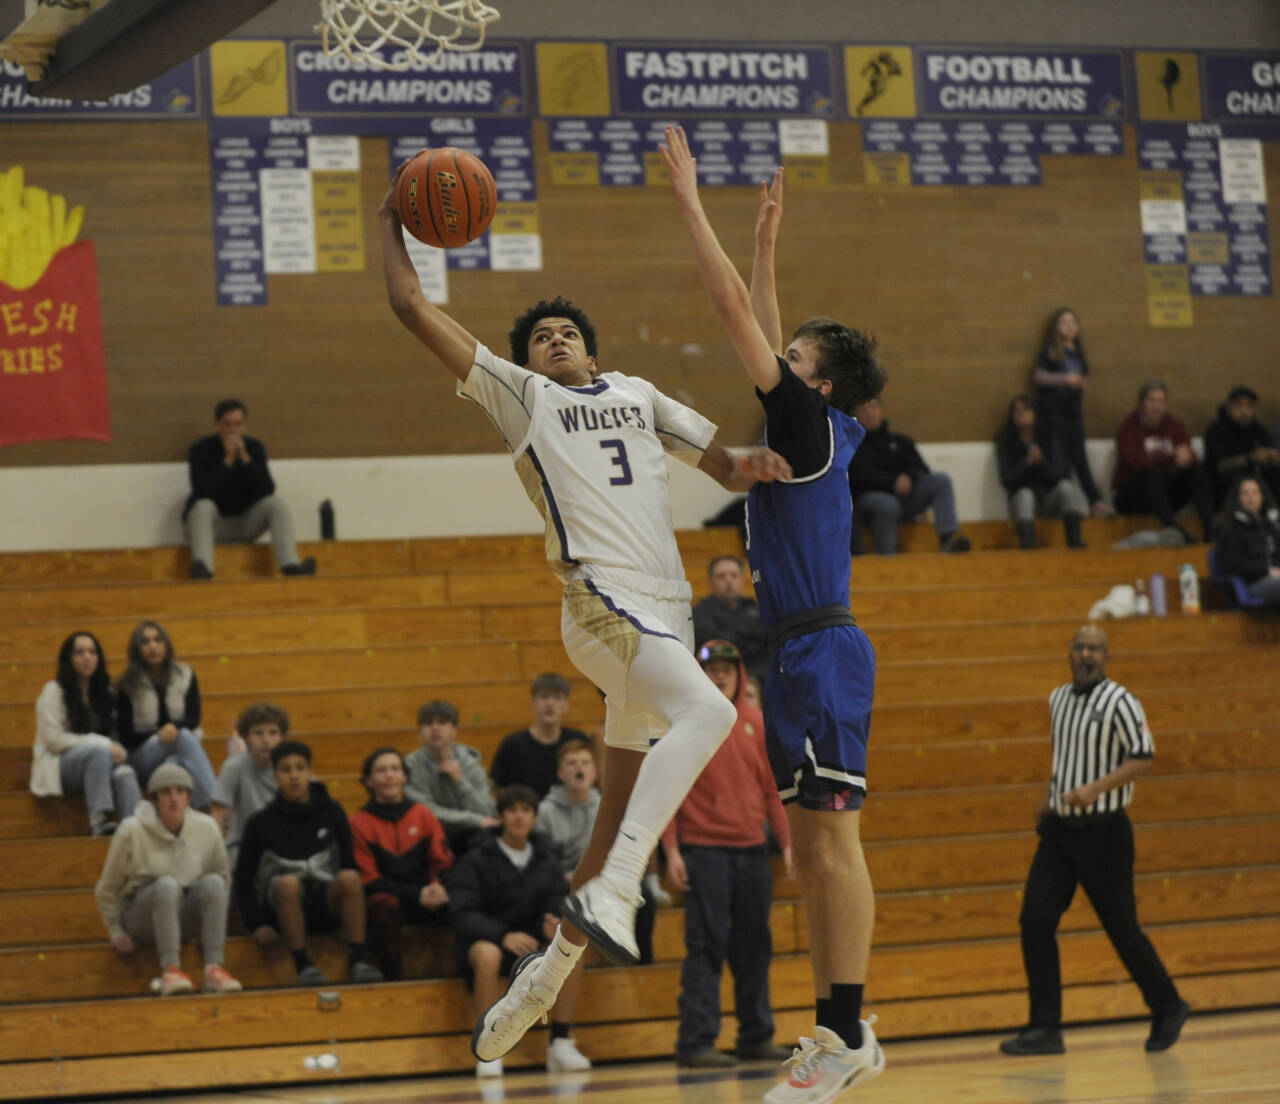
[999,1027,1065,1056]
[1145,1000,1190,1052]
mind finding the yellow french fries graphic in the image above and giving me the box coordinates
[0,166,85,290]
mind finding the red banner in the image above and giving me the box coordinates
[0,240,110,447]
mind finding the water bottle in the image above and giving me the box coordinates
[319,499,335,540]
[1134,578,1151,616]
[1179,563,1201,614]
[1148,572,1167,616]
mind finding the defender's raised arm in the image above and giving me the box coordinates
[660,126,783,395]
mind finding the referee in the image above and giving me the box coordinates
[1000,624,1190,1056]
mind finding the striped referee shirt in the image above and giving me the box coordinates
[1047,678,1154,817]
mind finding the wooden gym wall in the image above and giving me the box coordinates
[3,0,1279,467]
[3,116,1279,468]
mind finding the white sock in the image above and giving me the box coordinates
[535,925,584,987]
[600,820,658,895]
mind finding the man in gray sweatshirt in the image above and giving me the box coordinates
[404,700,497,854]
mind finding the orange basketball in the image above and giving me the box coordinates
[396,147,497,249]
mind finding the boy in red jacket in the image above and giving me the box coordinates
[350,747,453,980]
[662,640,794,1068]
[1113,380,1215,542]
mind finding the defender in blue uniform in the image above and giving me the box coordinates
[664,126,886,1104]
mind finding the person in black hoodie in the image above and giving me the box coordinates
[233,740,383,986]
[350,747,453,980]
[1215,475,1280,607]
[848,395,970,555]
[450,784,568,1077]
[1202,385,1280,509]
[996,395,1089,550]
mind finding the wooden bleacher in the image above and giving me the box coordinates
[0,519,1276,1099]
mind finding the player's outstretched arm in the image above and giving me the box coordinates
[699,440,792,492]
[379,164,478,382]
[750,168,784,354]
[661,126,782,394]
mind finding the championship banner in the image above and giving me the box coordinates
[0,169,109,446]
[917,47,1127,119]
[0,56,201,118]
[1202,53,1280,128]
[611,43,834,116]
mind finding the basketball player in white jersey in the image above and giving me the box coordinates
[378,166,791,1064]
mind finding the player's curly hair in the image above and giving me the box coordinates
[792,317,886,417]
[508,297,599,367]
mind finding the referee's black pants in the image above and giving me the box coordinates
[1018,810,1182,1029]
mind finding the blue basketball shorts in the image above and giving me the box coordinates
[763,623,875,811]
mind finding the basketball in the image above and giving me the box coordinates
[395,147,497,249]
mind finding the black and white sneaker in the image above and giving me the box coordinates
[471,952,555,1062]
[562,875,643,966]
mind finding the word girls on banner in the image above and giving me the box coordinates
[917,48,1126,119]
[390,117,538,277]
[1138,123,1270,298]
[548,118,787,187]
[611,44,834,116]
[290,40,527,115]
[1202,53,1280,127]
[0,56,201,116]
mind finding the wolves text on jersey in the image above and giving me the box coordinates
[556,405,649,434]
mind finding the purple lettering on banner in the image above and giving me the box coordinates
[0,56,202,118]
[613,43,833,116]
[1202,53,1280,127]
[290,40,526,116]
[918,48,1127,119]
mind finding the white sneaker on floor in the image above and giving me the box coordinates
[471,952,557,1062]
[762,1020,884,1104]
[475,1058,504,1078]
[547,1036,592,1072]
[562,875,642,965]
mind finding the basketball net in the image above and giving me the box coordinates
[318,0,501,69]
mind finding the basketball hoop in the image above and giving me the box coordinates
[318,0,501,69]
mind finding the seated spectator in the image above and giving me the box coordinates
[849,396,970,555]
[404,699,498,855]
[233,740,383,986]
[211,702,284,869]
[350,747,453,981]
[692,555,769,685]
[449,784,568,1078]
[1215,475,1280,607]
[1031,306,1112,516]
[1113,381,1215,543]
[31,632,140,836]
[183,398,316,580]
[490,674,591,801]
[1202,385,1280,508]
[94,763,241,996]
[662,640,792,1069]
[996,395,1087,550]
[116,621,217,810]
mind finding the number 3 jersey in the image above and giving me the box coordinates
[458,343,717,587]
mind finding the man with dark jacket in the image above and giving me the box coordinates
[183,398,316,580]
[233,741,382,986]
[450,784,569,1077]
[692,555,769,685]
[1202,385,1280,508]
[849,396,970,555]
